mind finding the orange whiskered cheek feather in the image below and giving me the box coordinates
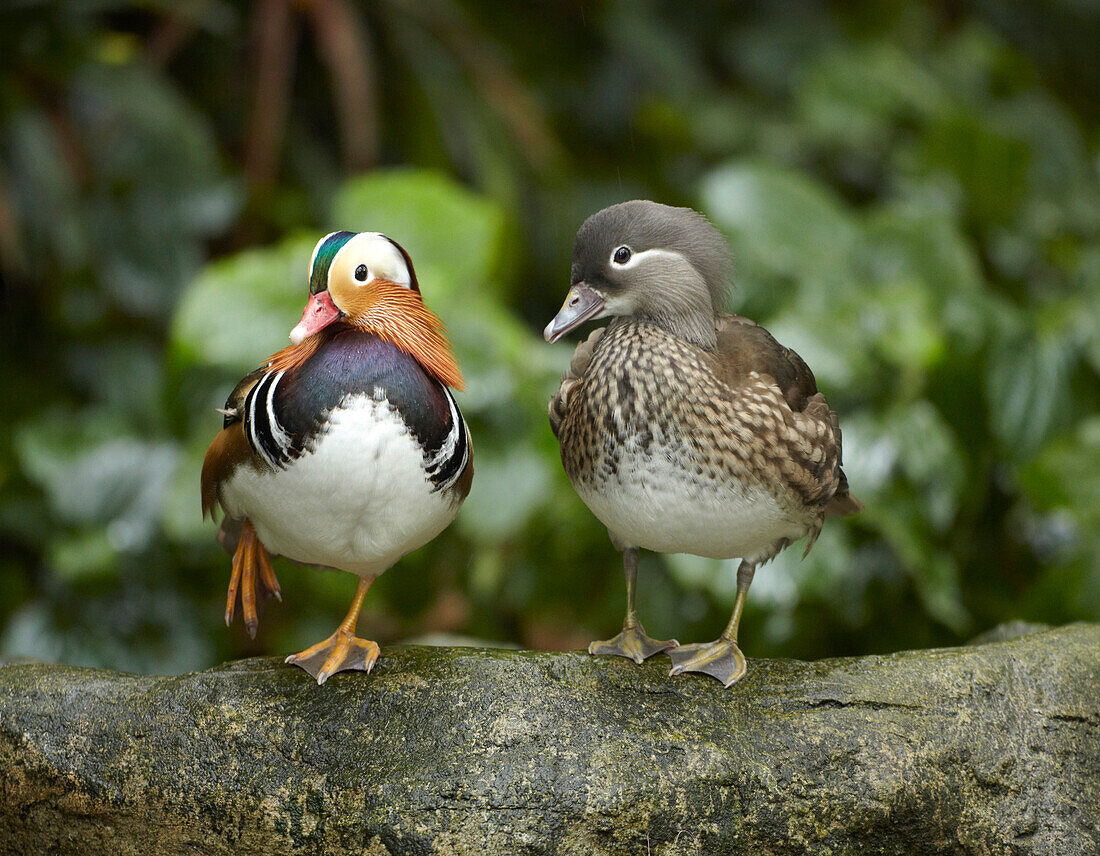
[274,280,466,391]
[352,281,466,391]
[267,329,329,374]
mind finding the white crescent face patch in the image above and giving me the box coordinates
[329,232,414,289]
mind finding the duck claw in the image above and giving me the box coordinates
[286,632,380,685]
[225,520,281,635]
[667,639,747,687]
[588,622,678,664]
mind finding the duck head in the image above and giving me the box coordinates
[544,200,732,349]
[282,230,464,391]
[290,231,419,345]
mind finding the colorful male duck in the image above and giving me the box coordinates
[202,231,472,684]
[545,201,860,687]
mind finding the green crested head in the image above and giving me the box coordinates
[308,231,356,294]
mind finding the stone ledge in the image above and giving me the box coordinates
[1,624,1098,855]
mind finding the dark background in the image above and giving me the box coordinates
[1,0,1097,674]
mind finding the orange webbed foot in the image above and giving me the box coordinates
[285,631,381,685]
[285,576,378,685]
[225,519,282,638]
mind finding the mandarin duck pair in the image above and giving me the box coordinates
[202,203,859,687]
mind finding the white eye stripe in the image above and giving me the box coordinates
[332,233,413,288]
[610,247,682,270]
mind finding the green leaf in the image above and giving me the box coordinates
[665,554,741,605]
[47,529,119,581]
[860,207,988,354]
[996,92,1100,235]
[985,328,1075,460]
[1020,416,1100,530]
[921,110,1031,227]
[701,161,858,310]
[796,43,945,147]
[331,168,509,300]
[457,447,553,542]
[13,408,179,559]
[866,279,947,374]
[72,61,240,318]
[64,339,166,426]
[868,498,969,633]
[880,401,967,530]
[160,438,216,545]
[4,109,89,273]
[170,234,318,372]
[1081,249,1100,376]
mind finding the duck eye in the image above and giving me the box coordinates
[354,264,369,282]
[612,246,631,265]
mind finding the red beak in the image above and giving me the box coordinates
[289,291,341,345]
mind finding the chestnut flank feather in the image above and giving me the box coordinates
[201,423,252,518]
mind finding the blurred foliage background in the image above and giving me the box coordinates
[1,0,1098,674]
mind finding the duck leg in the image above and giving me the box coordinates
[588,547,679,663]
[285,576,380,684]
[225,519,282,638]
[668,560,755,687]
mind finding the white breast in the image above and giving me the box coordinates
[574,450,806,562]
[221,394,459,576]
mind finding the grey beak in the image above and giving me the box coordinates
[544,284,606,343]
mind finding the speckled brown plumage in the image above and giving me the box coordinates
[545,199,861,686]
[552,315,854,558]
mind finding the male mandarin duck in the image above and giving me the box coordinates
[545,201,861,687]
[201,231,472,684]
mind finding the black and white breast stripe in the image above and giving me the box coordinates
[424,386,470,492]
[240,354,469,488]
[244,370,294,469]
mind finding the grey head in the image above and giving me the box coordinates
[544,200,732,349]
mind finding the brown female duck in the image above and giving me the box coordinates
[546,201,860,686]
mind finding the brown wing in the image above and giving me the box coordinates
[711,313,861,517]
[548,326,605,438]
[712,314,819,412]
[200,367,266,521]
[200,422,253,520]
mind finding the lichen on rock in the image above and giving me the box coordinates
[1,624,1098,854]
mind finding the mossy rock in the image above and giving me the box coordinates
[2,624,1098,854]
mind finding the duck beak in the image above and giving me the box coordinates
[544,284,606,343]
[289,290,341,345]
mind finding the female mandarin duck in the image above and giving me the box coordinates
[201,231,472,684]
[545,201,860,687]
